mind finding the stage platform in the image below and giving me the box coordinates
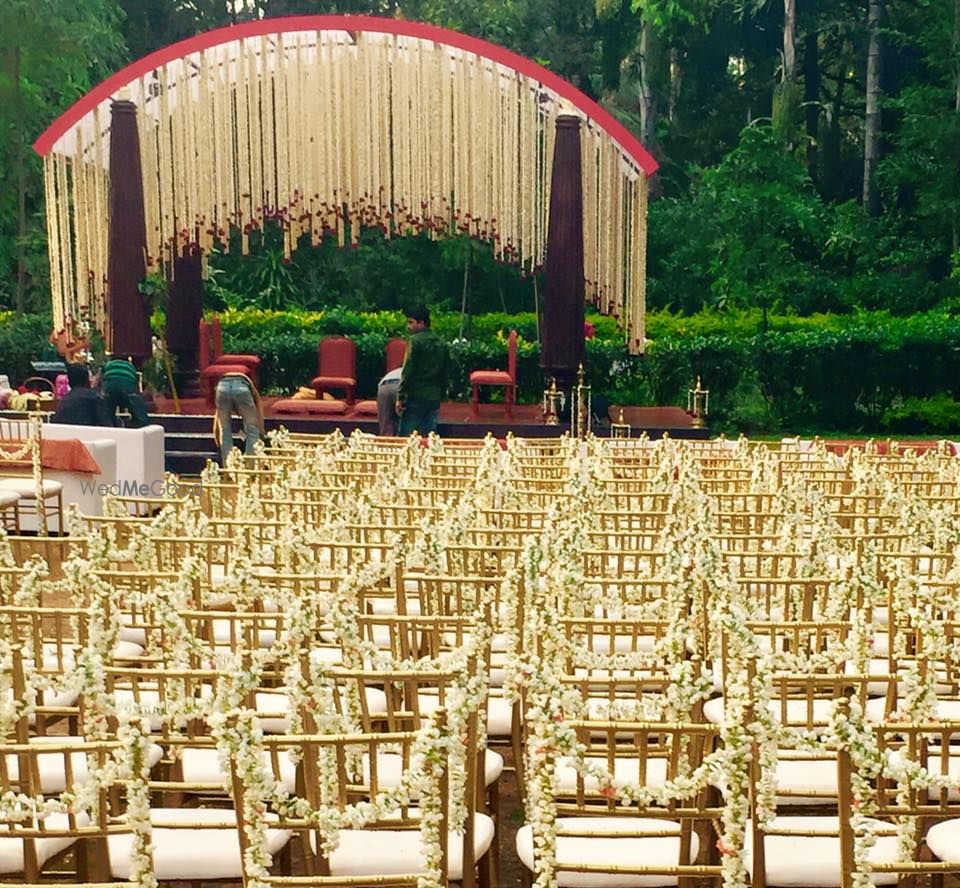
[147,397,707,474]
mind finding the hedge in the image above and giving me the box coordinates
[217,307,960,434]
[4,307,960,434]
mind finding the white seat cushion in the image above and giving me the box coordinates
[39,640,144,668]
[255,686,387,733]
[0,812,90,874]
[361,750,502,790]
[369,597,422,615]
[310,646,344,667]
[586,634,657,654]
[926,818,960,861]
[773,755,838,804]
[179,746,296,792]
[319,812,494,881]
[487,696,513,737]
[0,492,19,508]
[108,807,291,880]
[865,697,960,723]
[210,619,282,649]
[0,478,62,498]
[114,685,213,731]
[743,816,899,886]
[704,697,835,729]
[516,816,699,887]
[554,757,667,795]
[4,736,162,794]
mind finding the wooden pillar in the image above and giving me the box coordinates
[540,114,585,406]
[106,99,152,366]
[166,247,203,397]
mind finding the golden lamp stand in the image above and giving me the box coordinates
[610,409,631,439]
[542,377,564,426]
[687,376,710,429]
[572,364,592,440]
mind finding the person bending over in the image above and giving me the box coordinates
[397,305,449,437]
[213,371,264,465]
[101,355,149,428]
[52,364,113,427]
[377,366,402,436]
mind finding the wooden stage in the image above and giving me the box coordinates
[149,397,708,475]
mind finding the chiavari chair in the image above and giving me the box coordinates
[0,737,142,883]
[0,492,20,534]
[230,725,470,887]
[312,663,497,888]
[517,719,724,887]
[0,430,63,536]
[836,716,960,883]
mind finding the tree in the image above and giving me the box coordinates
[0,0,125,313]
[863,0,884,215]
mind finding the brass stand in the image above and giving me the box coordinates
[572,364,592,439]
[610,409,631,439]
[687,376,710,429]
[542,378,563,426]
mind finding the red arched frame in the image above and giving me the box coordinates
[33,14,658,177]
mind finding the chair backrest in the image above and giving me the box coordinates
[317,336,356,377]
[210,315,224,360]
[507,329,517,382]
[198,319,212,370]
[386,336,407,372]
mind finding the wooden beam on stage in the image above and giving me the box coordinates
[540,114,586,406]
[166,248,203,397]
[106,99,152,365]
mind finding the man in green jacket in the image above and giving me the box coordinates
[100,355,149,428]
[397,305,449,436]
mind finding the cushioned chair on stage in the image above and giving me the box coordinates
[198,318,261,404]
[470,329,517,419]
[353,337,409,417]
[312,337,357,404]
[385,336,407,372]
[210,316,261,377]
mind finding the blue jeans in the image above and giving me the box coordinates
[215,377,260,464]
[398,399,440,436]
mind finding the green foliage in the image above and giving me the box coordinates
[0,0,126,312]
[647,124,952,316]
[882,393,960,435]
[0,311,53,384]
[204,224,539,316]
[204,307,960,437]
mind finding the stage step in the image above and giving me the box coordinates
[166,451,216,477]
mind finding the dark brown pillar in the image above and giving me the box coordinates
[106,99,152,366]
[166,247,203,397]
[540,115,586,406]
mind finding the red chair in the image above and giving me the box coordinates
[198,319,257,404]
[385,337,407,373]
[312,337,357,404]
[353,337,410,417]
[210,316,261,377]
[470,329,517,419]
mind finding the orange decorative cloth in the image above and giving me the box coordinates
[0,439,101,474]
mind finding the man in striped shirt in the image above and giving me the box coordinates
[100,356,149,428]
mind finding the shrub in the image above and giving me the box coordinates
[882,394,960,435]
[0,312,55,385]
